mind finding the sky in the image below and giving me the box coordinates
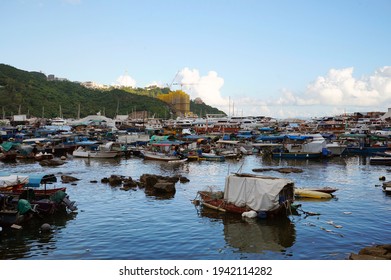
[1,0,391,119]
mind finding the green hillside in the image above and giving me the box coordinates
[0,64,225,119]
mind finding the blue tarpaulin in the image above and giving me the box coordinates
[25,174,57,188]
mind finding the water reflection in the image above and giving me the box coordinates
[72,157,122,167]
[0,212,77,259]
[199,208,296,254]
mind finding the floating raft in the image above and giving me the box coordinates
[294,188,333,199]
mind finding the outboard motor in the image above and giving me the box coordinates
[62,196,77,212]
[50,190,77,212]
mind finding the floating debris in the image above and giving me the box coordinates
[326,220,343,228]
[252,167,303,174]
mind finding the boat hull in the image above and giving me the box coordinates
[141,151,182,161]
[326,146,347,156]
[344,146,390,156]
[72,150,120,158]
[294,189,332,199]
[369,156,391,165]
[272,152,322,159]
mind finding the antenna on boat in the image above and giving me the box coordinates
[236,160,245,174]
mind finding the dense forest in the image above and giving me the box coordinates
[0,64,225,119]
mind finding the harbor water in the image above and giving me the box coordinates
[1,154,391,260]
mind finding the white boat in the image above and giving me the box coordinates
[72,142,121,158]
[51,117,67,126]
[141,150,183,161]
[326,142,347,156]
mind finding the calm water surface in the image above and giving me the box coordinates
[1,154,391,260]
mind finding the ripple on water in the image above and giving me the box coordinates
[1,154,391,260]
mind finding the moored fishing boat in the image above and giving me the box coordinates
[142,137,186,161]
[338,133,391,156]
[0,173,66,196]
[72,141,121,158]
[196,173,295,219]
[200,152,225,161]
[271,134,330,159]
[141,150,183,161]
[0,196,36,227]
[325,142,347,156]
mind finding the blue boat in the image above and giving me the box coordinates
[338,133,390,156]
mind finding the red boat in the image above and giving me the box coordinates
[0,174,66,196]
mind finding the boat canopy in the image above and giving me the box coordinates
[285,135,313,141]
[150,135,175,142]
[25,174,57,188]
[258,127,275,132]
[0,174,29,187]
[1,141,19,151]
[255,135,285,142]
[224,174,294,212]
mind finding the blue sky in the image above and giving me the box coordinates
[1,0,391,119]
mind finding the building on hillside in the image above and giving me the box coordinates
[81,81,110,90]
[157,90,190,116]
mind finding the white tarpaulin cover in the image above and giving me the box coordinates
[0,175,29,187]
[224,174,293,211]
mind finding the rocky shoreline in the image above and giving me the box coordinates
[349,244,391,260]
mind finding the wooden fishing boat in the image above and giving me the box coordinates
[0,174,66,196]
[34,152,54,161]
[200,152,225,161]
[72,141,121,158]
[0,173,76,220]
[141,150,183,161]
[0,197,35,227]
[0,174,29,192]
[197,173,295,219]
[1,188,76,227]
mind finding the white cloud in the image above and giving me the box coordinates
[114,72,136,87]
[241,66,391,119]
[277,67,391,107]
[174,67,228,111]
